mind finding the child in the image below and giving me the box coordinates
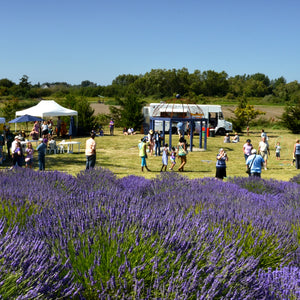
[160,143,169,172]
[275,142,281,160]
[25,142,34,168]
[169,147,176,171]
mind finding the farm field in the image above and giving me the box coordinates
[1,166,300,298]
[1,125,300,298]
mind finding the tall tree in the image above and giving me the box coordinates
[231,97,265,132]
[117,87,145,130]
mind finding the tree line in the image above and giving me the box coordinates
[0,69,300,133]
[1,69,300,103]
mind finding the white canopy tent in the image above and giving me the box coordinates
[16,100,78,118]
[15,100,78,132]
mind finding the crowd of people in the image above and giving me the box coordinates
[0,117,71,171]
[136,128,300,179]
[1,119,299,178]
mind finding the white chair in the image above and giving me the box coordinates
[47,141,57,154]
[58,140,66,153]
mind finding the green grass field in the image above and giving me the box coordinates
[2,128,299,181]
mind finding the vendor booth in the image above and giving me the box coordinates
[15,100,78,135]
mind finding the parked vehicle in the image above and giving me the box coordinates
[143,103,233,135]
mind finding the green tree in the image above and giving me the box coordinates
[116,88,145,130]
[231,97,265,132]
[0,78,15,88]
[0,100,20,121]
[62,95,96,135]
[280,99,300,133]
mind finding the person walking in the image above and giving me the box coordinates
[85,130,96,170]
[177,137,187,172]
[243,139,253,161]
[169,147,176,171]
[246,149,265,178]
[258,136,270,170]
[138,138,150,172]
[36,139,47,171]
[293,139,300,169]
[215,148,228,180]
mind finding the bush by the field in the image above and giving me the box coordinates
[0,168,300,299]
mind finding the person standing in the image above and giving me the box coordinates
[261,129,268,140]
[138,138,150,172]
[109,118,114,136]
[246,149,265,178]
[258,136,270,170]
[25,142,34,168]
[243,139,253,161]
[36,139,47,171]
[154,130,161,156]
[177,137,187,172]
[11,136,20,167]
[56,117,62,137]
[85,131,96,170]
[0,133,4,165]
[275,142,281,160]
[41,121,49,137]
[5,127,14,159]
[293,139,300,169]
[147,129,154,156]
[177,122,185,137]
[215,148,228,180]
[160,143,169,172]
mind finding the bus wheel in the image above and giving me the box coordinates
[217,128,226,136]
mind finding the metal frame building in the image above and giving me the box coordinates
[150,116,208,151]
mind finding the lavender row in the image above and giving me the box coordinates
[0,168,299,298]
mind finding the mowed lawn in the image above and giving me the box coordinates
[2,128,299,181]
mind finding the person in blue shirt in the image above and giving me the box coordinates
[36,138,47,171]
[294,139,300,169]
[215,148,228,180]
[177,122,185,137]
[246,149,265,177]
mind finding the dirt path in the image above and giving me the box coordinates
[222,105,284,121]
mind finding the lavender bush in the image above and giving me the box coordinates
[0,168,299,299]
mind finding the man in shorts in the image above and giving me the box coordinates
[258,136,270,170]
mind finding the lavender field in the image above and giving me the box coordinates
[1,168,300,299]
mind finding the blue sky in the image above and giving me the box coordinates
[1,0,300,86]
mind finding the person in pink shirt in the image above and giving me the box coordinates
[243,139,253,161]
[85,131,96,169]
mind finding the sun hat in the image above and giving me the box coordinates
[14,135,20,139]
[251,149,257,154]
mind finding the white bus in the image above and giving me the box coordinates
[143,103,233,135]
